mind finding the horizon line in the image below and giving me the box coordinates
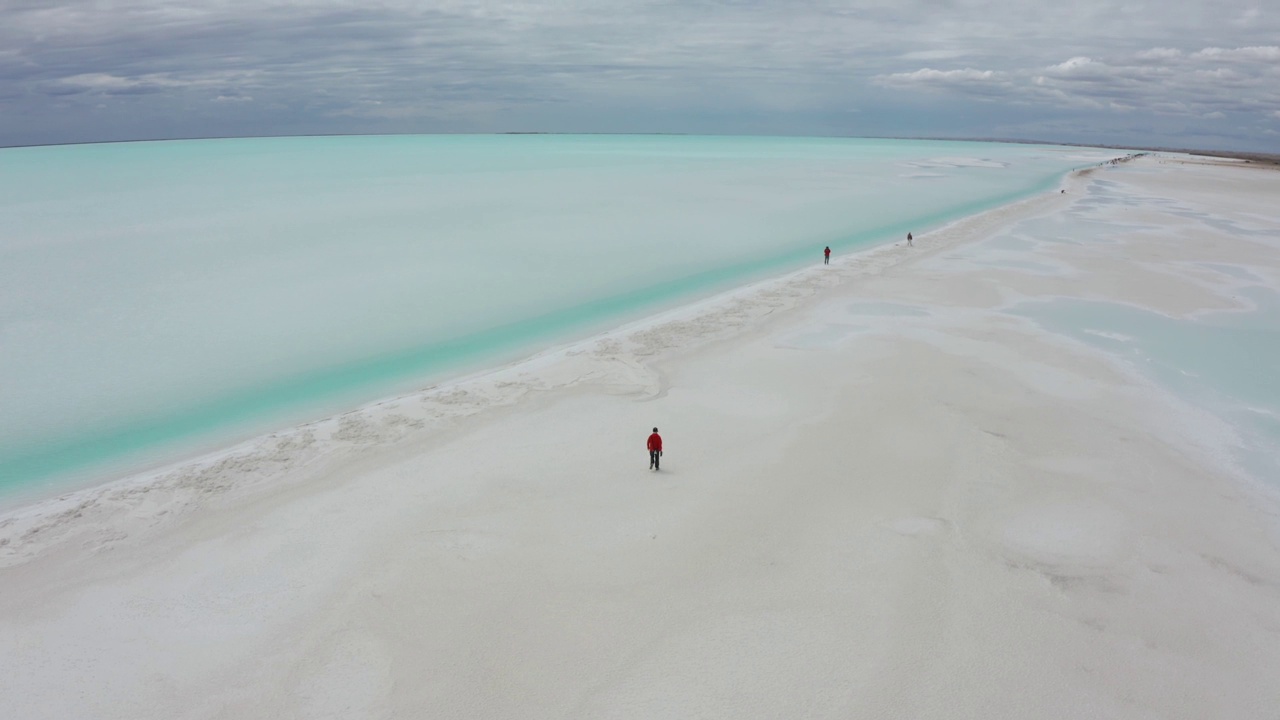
[2,131,1276,163]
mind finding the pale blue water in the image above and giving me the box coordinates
[1013,288,1280,487]
[0,135,1107,499]
[1002,170,1280,489]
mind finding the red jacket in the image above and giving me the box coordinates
[647,433,662,452]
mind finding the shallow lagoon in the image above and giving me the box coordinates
[1013,286,1280,488]
[0,135,1107,497]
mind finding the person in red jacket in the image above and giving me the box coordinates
[647,427,663,470]
[823,246,831,264]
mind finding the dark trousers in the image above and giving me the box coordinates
[650,450,660,469]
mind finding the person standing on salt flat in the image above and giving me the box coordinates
[648,428,663,470]
[823,246,831,264]
[907,232,913,247]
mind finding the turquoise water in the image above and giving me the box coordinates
[1013,287,1280,486]
[0,135,1106,499]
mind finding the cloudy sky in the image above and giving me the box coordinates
[2,0,1277,150]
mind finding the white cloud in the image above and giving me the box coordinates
[886,43,1280,130]
[55,73,112,90]
[1134,47,1182,62]
[1047,57,1099,73]
[899,50,969,61]
[1192,46,1280,62]
[874,68,1002,86]
[60,73,162,90]
[57,69,262,97]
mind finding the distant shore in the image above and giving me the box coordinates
[3,131,1275,166]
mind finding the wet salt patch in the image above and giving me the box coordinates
[1030,456,1097,475]
[777,298,944,348]
[917,251,1073,277]
[903,157,1010,169]
[1241,212,1280,233]
[1010,162,1280,492]
[1198,263,1266,283]
[775,323,865,350]
[1009,297,1274,492]
[1167,209,1275,238]
[1012,295,1186,324]
[845,302,930,317]
[901,172,947,179]
[700,385,794,421]
[999,504,1128,570]
[983,235,1034,250]
[1081,329,1133,342]
[1187,284,1279,321]
[979,259,1069,274]
[895,325,1103,401]
[1148,258,1273,300]
[884,517,945,536]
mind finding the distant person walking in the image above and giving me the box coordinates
[823,246,831,264]
[648,427,663,470]
[906,232,913,247]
